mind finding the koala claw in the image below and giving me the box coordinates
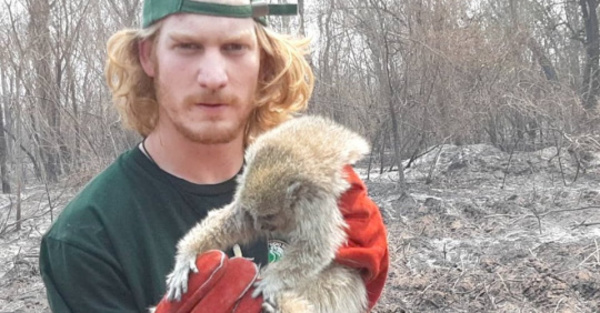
[261,295,280,313]
[165,254,198,301]
[252,275,284,299]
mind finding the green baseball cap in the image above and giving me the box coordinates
[142,0,298,28]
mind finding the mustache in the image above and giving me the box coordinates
[184,91,238,105]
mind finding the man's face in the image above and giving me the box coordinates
[139,10,260,144]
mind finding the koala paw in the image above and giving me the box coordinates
[261,292,313,313]
[252,274,285,299]
[261,297,280,313]
[165,253,198,301]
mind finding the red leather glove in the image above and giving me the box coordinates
[154,250,263,313]
[336,166,390,310]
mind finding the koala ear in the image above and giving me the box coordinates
[286,181,304,202]
[286,179,316,203]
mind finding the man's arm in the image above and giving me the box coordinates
[40,236,140,313]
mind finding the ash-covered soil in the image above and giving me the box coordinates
[1,144,600,312]
[369,144,600,313]
[0,184,74,313]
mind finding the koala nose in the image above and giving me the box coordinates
[253,219,262,232]
[261,223,277,232]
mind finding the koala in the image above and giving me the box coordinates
[165,115,370,313]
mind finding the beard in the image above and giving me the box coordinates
[154,79,255,145]
[172,112,248,145]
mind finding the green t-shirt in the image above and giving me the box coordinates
[39,147,268,312]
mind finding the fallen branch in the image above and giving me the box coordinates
[573,221,600,228]
[577,239,600,267]
[541,206,600,217]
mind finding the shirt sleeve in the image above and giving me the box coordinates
[39,236,139,313]
[335,165,390,310]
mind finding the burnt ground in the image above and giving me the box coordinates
[1,144,600,312]
[369,144,600,313]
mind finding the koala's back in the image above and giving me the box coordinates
[247,116,369,173]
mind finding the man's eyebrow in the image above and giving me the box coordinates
[168,32,200,42]
[168,30,255,42]
[222,30,255,42]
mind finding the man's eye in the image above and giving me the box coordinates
[223,43,246,52]
[178,43,200,50]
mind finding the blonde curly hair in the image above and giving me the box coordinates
[105,21,314,144]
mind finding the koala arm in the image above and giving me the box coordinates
[166,202,257,301]
[176,202,256,259]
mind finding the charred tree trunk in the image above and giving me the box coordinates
[28,0,59,182]
[0,70,11,194]
[371,0,407,191]
[580,0,600,110]
[528,37,559,82]
[298,0,306,37]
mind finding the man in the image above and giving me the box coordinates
[39,0,389,312]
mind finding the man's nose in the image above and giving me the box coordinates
[197,51,228,90]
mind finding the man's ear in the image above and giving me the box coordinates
[138,39,156,77]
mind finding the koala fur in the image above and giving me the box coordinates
[165,115,370,313]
